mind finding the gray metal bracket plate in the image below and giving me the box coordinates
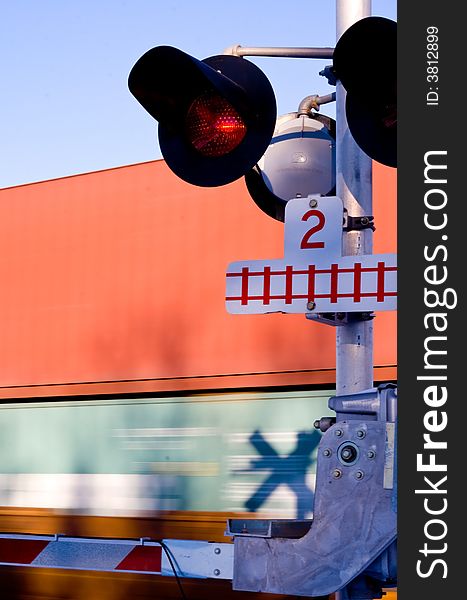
[233,419,396,597]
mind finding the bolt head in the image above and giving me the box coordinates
[214,569,221,576]
[323,448,332,457]
[309,198,318,208]
[367,450,376,459]
[214,547,221,554]
[356,430,366,439]
[335,428,343,437]
[307,301,316,311]
[355,470,364,480]
[332,469,342,479]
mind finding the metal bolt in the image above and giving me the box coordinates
[307,301,316,311]
[335,428,343,437]
[323,448,332,457]
[355,470,364,480]
[356,430,366,439]
[214,547,221,554]
[361,217,369,226]
[332,469,342,479]
[214,569,221,576]
[341,448,353,460]
[309,198,318,208]
[367,450,376,459]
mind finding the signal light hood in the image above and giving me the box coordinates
[333,16,397,168]
[129,46,277,187]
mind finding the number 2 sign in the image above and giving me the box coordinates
[226,195,397,315]
[283,196,343,261]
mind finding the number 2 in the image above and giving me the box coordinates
[300,209,325,249]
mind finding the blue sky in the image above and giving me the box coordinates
[0,1,396,189]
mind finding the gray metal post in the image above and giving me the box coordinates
[335,9,383,600]
[335,0,373,396]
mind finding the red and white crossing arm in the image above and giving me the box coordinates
[0,533,234,580]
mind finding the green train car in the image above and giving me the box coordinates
[0,389,333,519]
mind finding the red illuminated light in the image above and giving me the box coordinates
[186,92,247,157]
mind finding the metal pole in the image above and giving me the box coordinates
[335,0,373,593]
[335,0,373,396]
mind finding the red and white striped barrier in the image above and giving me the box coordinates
[0,533,233,579]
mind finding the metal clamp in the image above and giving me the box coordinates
[343,212,375,232]
[319,65,337,86]
[306,312,375,327]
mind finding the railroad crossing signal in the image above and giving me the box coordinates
[128,21,396,207]
[333,16,397,167]
[226,196,397,314]
[128,46,277,186]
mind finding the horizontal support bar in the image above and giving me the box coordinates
[223,44,334,59]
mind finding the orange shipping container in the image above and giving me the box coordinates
[0,160,396,399]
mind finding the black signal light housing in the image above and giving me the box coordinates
[333,16,397,168]
[128,46,277,186]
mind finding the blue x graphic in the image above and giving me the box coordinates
[241,429,321,519]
